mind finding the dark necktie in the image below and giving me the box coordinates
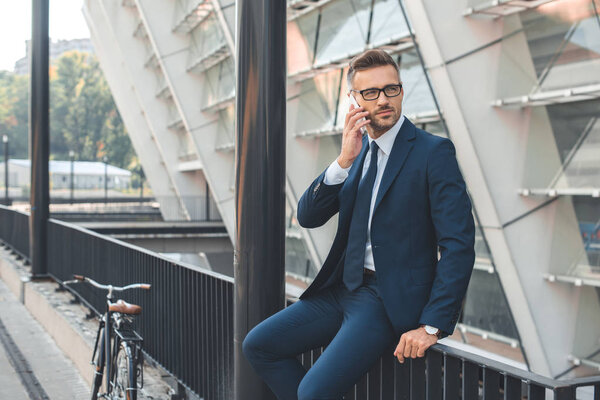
[343,140,379,291]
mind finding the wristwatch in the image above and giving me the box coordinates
[423,324,440,337]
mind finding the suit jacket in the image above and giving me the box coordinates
[297,118,476,339]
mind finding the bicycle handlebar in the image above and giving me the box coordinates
[63,274,152,292]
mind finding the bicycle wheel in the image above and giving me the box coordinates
[90,326,106,400]
[113,341,138,400]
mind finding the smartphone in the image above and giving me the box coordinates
[349,94,367,136]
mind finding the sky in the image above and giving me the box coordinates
[0,0,90,72]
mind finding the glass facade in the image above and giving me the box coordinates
[202,58,235,108]
[522,1,600,90]
[314,0,372,65]
[370,0,411,45]
[519,1,600,276]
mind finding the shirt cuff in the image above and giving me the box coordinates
[323,158,351,185]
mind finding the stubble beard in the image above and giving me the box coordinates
[370,107,400,135]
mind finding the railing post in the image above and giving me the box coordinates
[69,150,74,204]
[234,0,287,398]
[554,386,576,400]
[29,0,50,277]
[3,135,8,205]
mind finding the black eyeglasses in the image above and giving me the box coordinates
[350,84,403,101]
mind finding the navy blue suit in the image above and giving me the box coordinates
[243,118,475,399]
[298,118,475,337]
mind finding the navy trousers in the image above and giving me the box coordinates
[242,273,397,400]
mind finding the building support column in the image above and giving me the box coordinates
[30,0,50,277]
[234,0,287,398]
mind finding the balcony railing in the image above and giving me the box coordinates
[463,0,558,17]
[172,0,212,34]
[0,206,29,259]
[493,83,600,108]
[0,205,599,399]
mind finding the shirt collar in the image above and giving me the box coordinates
[367,114,405,156]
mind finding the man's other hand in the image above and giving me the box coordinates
[393,326,438,363]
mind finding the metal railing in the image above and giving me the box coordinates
[292,307,600,400]
[0,205,233,398]
[0,205,29,259]
[154,195,223,222]
[296,343,600,399]
[0,205,599,399]
[5,196,223,223]
[46,218,234,399]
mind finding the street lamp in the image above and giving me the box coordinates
[2,135,8,205]
[138,166,144,202]
[103,156,108,204]
[69,150,75,203]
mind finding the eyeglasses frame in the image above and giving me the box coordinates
[349,83,403,101]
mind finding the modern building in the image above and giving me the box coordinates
[13,38,94,75]
[81,0,600,380]
[0,159,131,190]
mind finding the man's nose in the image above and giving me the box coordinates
[377,94,390,107]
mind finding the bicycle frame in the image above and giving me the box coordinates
[105,287,114,395]
[63,275,150,399]
[102,286,145,396]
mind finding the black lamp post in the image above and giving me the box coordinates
[138,166,144,201]
[2,135,8,205]
[103,156,108,204]
[69,150,74,203]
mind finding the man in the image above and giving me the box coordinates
[243,49,475,400]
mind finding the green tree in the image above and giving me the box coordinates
[0,51,135,169]
[50,51,134,167]
[0,71,29,160]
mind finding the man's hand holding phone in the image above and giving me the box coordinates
[338,98,370,169]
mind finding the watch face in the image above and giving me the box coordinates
[425,326,439,335]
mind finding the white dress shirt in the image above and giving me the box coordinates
[324,115,405,272]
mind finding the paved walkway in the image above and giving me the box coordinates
[0,337,30,399]
[0,277,90,399]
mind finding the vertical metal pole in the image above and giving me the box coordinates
[103,156,108,204]
[69,150,74,203]
[365,0,376,45]
[205,181,210,221]
[3,135,8,205]
[138,167,144,202]
[234,0,287,399]
[30,0,50,277]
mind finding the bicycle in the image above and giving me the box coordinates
[63,274,151,400]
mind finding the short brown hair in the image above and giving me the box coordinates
[347,49,400,89]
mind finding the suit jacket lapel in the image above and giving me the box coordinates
[372,118,416,215]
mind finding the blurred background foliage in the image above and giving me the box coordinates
[0,51,136,170]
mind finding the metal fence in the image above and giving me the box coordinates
[0,205,29,259]
[297,341,600,399]
[0,205,599,399]
[154,195,222,222]
[6,195,223,223]
[46,218,234,399]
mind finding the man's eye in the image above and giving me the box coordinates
[363,90,378,98]
[385,86,401,95]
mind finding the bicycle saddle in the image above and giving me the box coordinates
[109,299,142,315]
